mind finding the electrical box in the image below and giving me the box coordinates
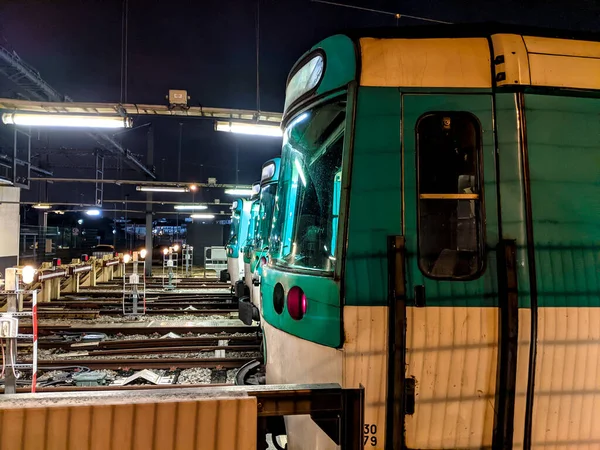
[168,90,188,107]
[166,260,174,268]
[0,316,19,338]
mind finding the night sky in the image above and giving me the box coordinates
[0,0,599,219]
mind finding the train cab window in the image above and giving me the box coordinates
[416,112,484,279]
[270,100,346,273]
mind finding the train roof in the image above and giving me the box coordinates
[340,22,600,43]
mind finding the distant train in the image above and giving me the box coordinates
[239,159,280,325]
[259,24,600,450]
[225,196,251,284]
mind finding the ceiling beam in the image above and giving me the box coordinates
[29,177,251,189]
[0,98,282,124]
[0,48,156,179]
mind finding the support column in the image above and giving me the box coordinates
[3,268,18,393]
[0,187,20,272]
[50,277,61,300]
[145,125,154,277]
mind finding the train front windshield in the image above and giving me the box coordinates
[228,211,240,246]
[255,183,276,250]
[270,99,345,272]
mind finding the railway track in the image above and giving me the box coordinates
[20,324,260,335]
[30,309,237,319]
[36,335,261,350]
[32,357,255,370]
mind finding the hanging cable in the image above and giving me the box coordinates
[1,338,5,379]
[9,339,17,378]
[255,0,261,113]
[120,0,129,103]
[310,0,452,24]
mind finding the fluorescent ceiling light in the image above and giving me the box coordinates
[85,209,101,216]
[2,113,132,129]
[225,188,254,196]
[190,213,216,219]
[215,121,283,137]
[32,203,51,210]
[136,186,189,193]
[174,204,208,211]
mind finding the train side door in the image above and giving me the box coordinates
[400,94,500,449]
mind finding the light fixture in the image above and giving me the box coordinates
[2,113,132,129]
[32,204,51,210]
[174,204,208,211]
[172,244,180,252]
[123,254,131,264]
[190,213,216,219]
[85,209,101,216]
[77,219,83,225]
[215,121,283,137]
[190,184,198,192]
[22,265,35,284]
[140,249,147,259]
[163,248,169,255]
[136,186,190,193]
[224,188,253,196]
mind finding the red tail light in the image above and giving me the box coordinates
[287,286,306,320]
[53,258,61,267]
[260,256,267,267]
[81,254,89,262]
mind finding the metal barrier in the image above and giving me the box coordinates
[0,383,363,450]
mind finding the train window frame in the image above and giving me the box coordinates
[415,111,486,281]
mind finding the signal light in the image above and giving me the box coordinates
[22,266,35,284]
[52,258,61,267]
[287,286,307,320]
[81,254,89,262]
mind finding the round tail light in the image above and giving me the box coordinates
[287,286,306,320]
[260,256,267,267]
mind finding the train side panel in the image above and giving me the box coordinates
[525,94,600,447]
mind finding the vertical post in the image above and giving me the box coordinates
[31,290,38,393]
[4,268,18,394]
[145,126,154,277]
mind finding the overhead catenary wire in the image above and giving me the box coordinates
[256,0,261,113]
[310,0,452,24]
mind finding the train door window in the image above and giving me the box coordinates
[416,112,484,279]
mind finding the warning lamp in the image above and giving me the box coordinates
[140,249,147,259]
[81,254,89,262]
[52,258,61,267]
[22,265,35,284]
[163,248,169,255]
[173,244,180,252]
[123,254,131,264]
[287,286,307,320]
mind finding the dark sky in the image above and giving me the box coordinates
[1,0,599,214]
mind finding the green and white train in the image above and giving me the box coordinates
[258,25,600,450]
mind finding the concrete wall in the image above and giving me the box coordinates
[0,187,20,273]
[186,223,228,265]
